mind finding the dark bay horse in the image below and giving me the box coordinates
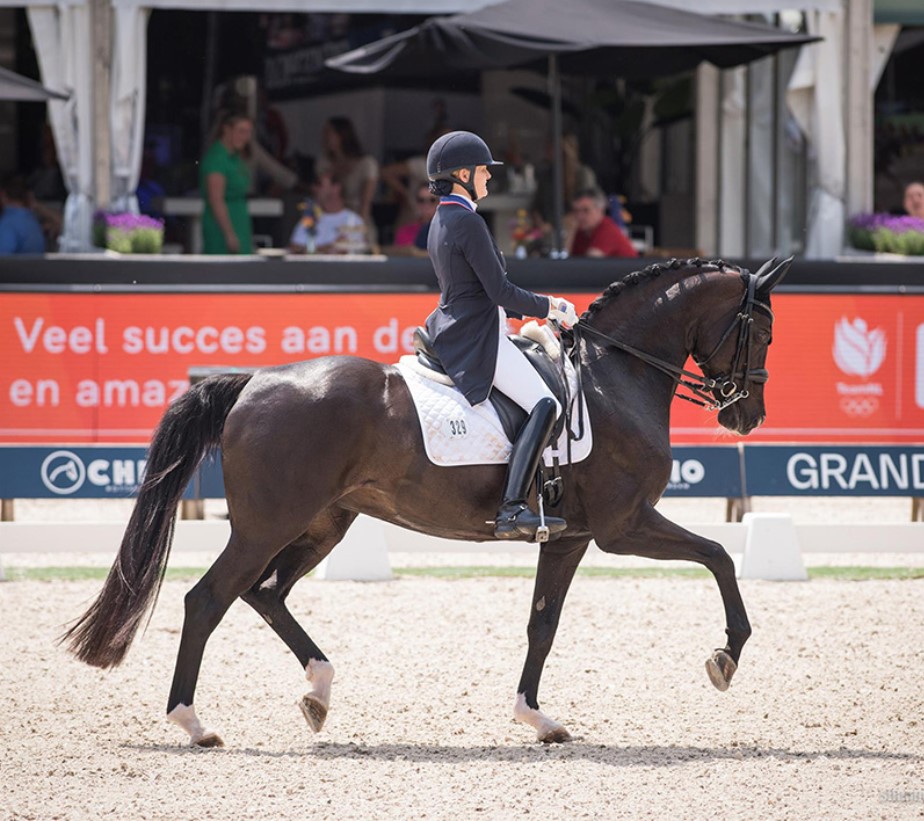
[64,257,790,746]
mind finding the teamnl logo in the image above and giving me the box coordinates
[40,450,147,496]
[833,316,885,417]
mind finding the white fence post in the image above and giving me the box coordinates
[315,515,392,581]
[738,513,807,581]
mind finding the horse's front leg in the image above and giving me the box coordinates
[597,504,750,691]
[514,538,589,743]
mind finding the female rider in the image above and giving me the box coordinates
[424,131,579,540]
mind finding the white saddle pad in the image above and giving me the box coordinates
[395,323,593,468]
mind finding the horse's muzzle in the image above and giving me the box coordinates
[718,403,765,436]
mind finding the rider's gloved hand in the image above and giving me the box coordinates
[546,296,579,330]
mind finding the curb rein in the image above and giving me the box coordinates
[565,270,772,415]
[542,271,770,514]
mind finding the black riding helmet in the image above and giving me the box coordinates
[427,131,503,201]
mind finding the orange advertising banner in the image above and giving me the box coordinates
[1,292,922,444]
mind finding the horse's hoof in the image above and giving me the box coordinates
[193,732,224,748]
[538,725,573,744]
[705,650,737,692]
[299,694,328,733]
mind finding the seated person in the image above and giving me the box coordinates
[569,187,638,258]
[393,183,438,253]
[381,152,429,231]
[289,171,368,254]
[381,125,450,230]
[0,175,46,254]
[316,117,378,229]
[903,181,924,220]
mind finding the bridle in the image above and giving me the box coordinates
[570,271,773,413]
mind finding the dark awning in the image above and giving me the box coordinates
[328,0,820,79]
[0,65,68,102]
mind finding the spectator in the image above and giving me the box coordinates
[316,117,378,229]
[209,83,298,197]
[248,139,300,197]
[200,111,254,255]
[255,85,289,163]
[569,187,638,259]
[0,175,46,254]
[27,123,66,201]
[381,125,451,232]
[136,149,166,220]
[393,183,437,253]
[289,170,367,254]
[903,182,924,220]
[531,133,598,237]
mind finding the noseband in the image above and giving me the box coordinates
[574,271,772,413]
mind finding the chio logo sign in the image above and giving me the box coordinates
[670,459,705,485]
[40,450,87,495]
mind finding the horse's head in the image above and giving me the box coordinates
[693,257,791,435]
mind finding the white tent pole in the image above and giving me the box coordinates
[694,63,720,256]
[716,67,725,254]
[844,0,872,218]
[92,0,112,210]
[110,5,149,212]
[743,61,752,257]
[771,48,780,251]
[28,4,96,250]
[549,54,564,256]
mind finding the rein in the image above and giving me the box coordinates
[567,271,773,413]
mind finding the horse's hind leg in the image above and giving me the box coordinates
[166,531,282,747]
[597,505,750,692]
[240,508,357,735]
[514,538,588,743]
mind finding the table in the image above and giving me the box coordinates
[162,197,284,254]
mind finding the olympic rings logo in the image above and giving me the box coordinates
[839,396,879,417]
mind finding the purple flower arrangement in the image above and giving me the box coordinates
[848,213,924,256]
[94,211,164,254]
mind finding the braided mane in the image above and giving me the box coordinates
[580,257,733,323]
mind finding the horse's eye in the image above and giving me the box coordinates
[755,329,771,345]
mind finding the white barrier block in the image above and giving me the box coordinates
[315,514,392,581]
[738,513,807,581]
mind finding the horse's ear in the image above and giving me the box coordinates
[755,255,793,294]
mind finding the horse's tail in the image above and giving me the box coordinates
[62,373,253,669]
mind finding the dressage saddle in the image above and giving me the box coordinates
[412,326,568,444]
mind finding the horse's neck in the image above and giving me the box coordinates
[579,270,725,410]
[585,272,708,367]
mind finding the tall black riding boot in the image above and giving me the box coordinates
[494,397,567,540]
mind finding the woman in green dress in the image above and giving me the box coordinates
[200,113,254,254]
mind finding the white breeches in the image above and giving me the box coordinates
[490,309,561,418]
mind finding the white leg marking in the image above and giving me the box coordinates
[513,693,572,743]
[305,659,335,709]
[298,659,335,733]
[167,703,222,747]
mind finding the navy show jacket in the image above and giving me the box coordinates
[425,197,551,405]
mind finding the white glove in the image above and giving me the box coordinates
[546,296,579,329]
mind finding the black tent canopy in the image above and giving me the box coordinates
[329,0,818,79]
[0,65,67,102]
[328,0,818,251]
